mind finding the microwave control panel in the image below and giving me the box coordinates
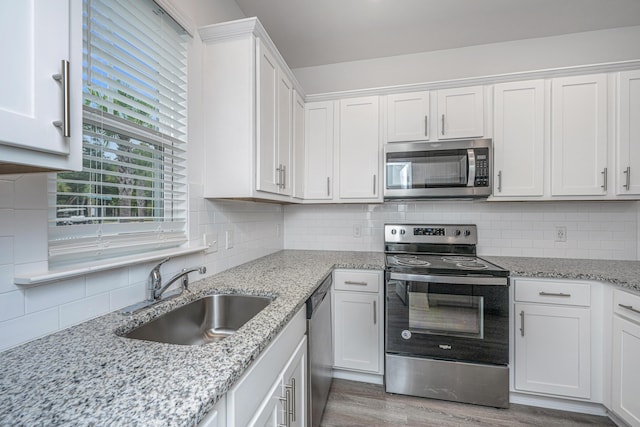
[474,148,489,187]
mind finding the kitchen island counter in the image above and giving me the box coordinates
[0,250,383,426]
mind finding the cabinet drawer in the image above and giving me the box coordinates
[614,289,640,323]
[334,270,381,293]
[514,279,590,307]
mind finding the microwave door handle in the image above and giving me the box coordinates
[467,148,476,187]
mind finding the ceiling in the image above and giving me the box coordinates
[234,0,640,69]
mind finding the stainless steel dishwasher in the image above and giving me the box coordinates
[306,274,333,427]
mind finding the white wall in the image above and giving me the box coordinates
[284,201,638,260]
[0,0,284,353]
[293,26,640,94]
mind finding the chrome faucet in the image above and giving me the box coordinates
[120,258,207,315]
[152,265,207,301]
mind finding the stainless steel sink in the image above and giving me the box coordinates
[124,294,273,345]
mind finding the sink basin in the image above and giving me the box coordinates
[124,294,273,345]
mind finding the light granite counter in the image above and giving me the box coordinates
[485,256,640,293]
[0,250,383,427]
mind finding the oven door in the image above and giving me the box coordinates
[385,271,509,366]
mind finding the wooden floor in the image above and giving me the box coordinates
[320,379,614,427]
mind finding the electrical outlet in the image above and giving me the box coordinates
[203,233,218,254]
[225,230,234,249]
[555,226,567,242]
[353,224,362,238]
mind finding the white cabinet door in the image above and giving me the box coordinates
[292,91,305,199]
[198,396,226,427]
[617,70,640,195]
[387,91,430,142]
[436,86,484,139]
[277,71,293,196]
[257,39,293,197]
[248,380,285,427]
[338,96,380,200]
[514,303,591,398]
[334,291,380,373]
[493,80,545,197]
[0,0,81,173]
[551,74,608,196]
[304,101,334,200]
[282,336,307,427]
[257,39,279,194]
[612,315,640,426]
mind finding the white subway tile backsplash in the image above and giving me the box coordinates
[284,201,639,261]
[0,180,14,209]
[86,268,129,296]
[60,294,110,328]
[25,278,86,313]
[14,174,48,209]
[13,209,48,264]
[0,290,25,322]
[0,264,15,293]
[110,282,147,311]
[0,308,58,352]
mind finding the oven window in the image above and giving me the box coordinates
[407,288,484,339]
[386,151,468,189]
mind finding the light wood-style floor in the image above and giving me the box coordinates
[320,379,614,427]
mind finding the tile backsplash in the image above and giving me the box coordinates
[284,200,639,260]
[0,174,283,352]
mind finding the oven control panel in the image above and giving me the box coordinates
[385,224,477,244]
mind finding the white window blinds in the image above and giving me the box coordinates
[50,0,189,266]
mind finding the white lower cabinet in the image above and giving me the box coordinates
[223,307,307,427]
[611,290,640,426]
[514,279,591,399]
[332,270,383,376]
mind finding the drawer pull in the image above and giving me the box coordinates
[619,304,640,315]
[539,291,571,297]
[344,280,368,286]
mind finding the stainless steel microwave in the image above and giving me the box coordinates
[384,139,492,200]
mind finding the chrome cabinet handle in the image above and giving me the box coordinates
[373,174,377,195]
[373,300,377,325]
[601,167,608,191]
[327,177,330,197]
[279,388,291,427]
[520,310,525,337]
[52,59,70,137]
[290,378,296,421]
[497,170,502,193]
[345,280,368,286]
[623,167,631,190]
[424,115,429,137]
[539,291,571,297]
[619,304,640,315]
[282,165,286,190]
[276,166,282,188]
[441,114,445,135]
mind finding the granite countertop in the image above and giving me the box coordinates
[485,256,640,293]
[0,250,384,427]
[2,250,639,426]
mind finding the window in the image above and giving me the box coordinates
[49,0,189,266]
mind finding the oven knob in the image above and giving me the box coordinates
[464,229,471,237]
[391,229,397,235]
[454,229,461,237]
[400,229,406,235]
[401,330,412,340]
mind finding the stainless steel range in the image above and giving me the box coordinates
[384,224,510,408]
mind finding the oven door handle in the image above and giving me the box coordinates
[388,272,508,286]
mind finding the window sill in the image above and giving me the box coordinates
[14,245,207,286]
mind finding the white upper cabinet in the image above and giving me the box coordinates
[387,91,430,142]
[199,18,303,202]
[338,96,381,201]
[493,80,545,197]
[436,86,484,139]
[292,91,305,199]
[617,70,640,195]
[0,0,82,173]
[551,74,608,196]
[257,39,293,196]
[304,101,334,200]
